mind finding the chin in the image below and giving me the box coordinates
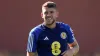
[47,23,53,25]
[47,21,55,25]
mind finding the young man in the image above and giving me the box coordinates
[26,1,79,56]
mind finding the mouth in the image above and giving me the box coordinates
[47,18,52,20]
[46,17,52,21]
[44,17,55,25]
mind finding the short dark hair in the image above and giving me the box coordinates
[42,1,57,8]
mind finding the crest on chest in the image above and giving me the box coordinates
[60,32,67,39]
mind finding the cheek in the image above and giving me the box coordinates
[43,15,46,20]
[42,15,46,18]
[55,12,59,17]
[56,15,58,17]
[53,14,58,18]
[41,13,46,18]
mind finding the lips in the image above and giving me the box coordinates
[46,16,52,19]
[47,18,52,20]
[46,17,52,20]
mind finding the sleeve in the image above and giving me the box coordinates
[26,32,37,52]
[65,24,75,43]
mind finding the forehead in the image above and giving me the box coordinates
[42,7,57,12]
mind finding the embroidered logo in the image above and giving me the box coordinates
[44,36,49,40]
[60,32,67,39]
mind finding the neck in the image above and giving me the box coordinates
[43,22,56,29]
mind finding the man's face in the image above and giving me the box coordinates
[41,7,58,25]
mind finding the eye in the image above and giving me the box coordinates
[44,11,48,14]
[50,11,54,14]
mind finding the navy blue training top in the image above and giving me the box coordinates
[26,22,75,56]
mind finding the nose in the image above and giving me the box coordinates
[47,12,52,16]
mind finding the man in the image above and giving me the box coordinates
[26,1,79,56]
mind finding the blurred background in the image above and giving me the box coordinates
[0,0,100,56]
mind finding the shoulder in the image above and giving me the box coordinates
[57,22,71,28]
[29,24,43,35]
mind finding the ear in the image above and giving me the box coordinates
[41,12,43,18]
